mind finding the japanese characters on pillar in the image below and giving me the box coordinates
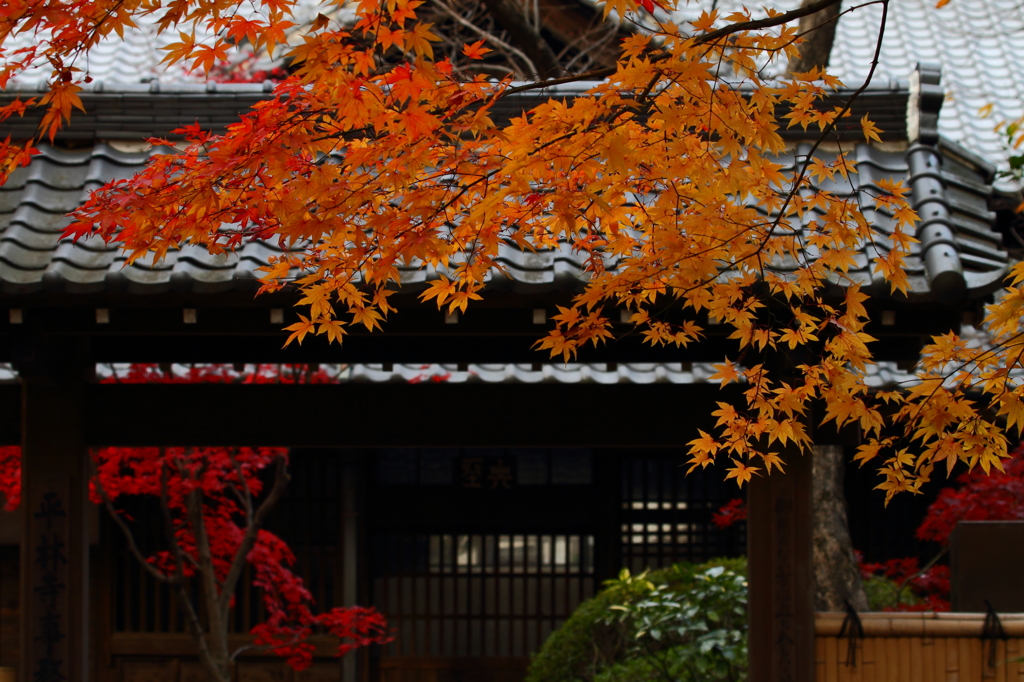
[28,488,70,682]
[17,341,89,682]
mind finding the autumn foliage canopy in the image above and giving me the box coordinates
[0,0,1022,498]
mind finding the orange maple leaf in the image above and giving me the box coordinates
[461,40,491,60]
[725,460,760,487]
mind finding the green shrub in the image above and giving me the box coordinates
[525,558,747,682]
[863,575,922,611]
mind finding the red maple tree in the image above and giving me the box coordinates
[915,448,1024,544]
[205,50,290,84]
[711,498,747,530]
[0,363,389,682]
[0,445,18,511]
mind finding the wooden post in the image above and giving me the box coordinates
[747,449,814,682]
[18,345,90,682]
[340,458,359,682]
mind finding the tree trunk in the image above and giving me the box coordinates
[812,445,869,611]
[200,612,233,682]
[177,600,232,682]
[786,0,842,74]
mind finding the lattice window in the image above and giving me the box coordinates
[620,457,744,572]
[374,448,592,487]
[372,533,595,657]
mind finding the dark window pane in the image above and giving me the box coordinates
[378,449,418,485]
[551,449,591,485]
[420,450,457,485]
[514,450,548,485]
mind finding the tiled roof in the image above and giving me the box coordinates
[354,319,1000,386]
[672,0,1024,184]
[92,359,914,385]
[0,81,277,142]
[6,0,1022,181]
[828,0,1024,186]
[3,0,339,85]
[0,144,282,294]
[348,360,917,386]
[0,138,1006,298]
[347,362,718,384]
[6,20,183,84]
[0,80,912,143]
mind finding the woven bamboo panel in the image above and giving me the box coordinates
[816,613,1024,682]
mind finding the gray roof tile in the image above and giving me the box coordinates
[0,139,1001,298]
[828,0,1024,186]
[346,362,720,384]
[5,0,1019,181]
[89,357,928,386]
[300,359,915,386]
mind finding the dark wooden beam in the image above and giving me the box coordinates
[68,382,742,447]
[0,380,937,448]
[86,332,739,364]
[0,330,937,364]
[0,293,967,363]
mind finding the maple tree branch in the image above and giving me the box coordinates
[156,460,209,650]
[89,448,218,669]
[217,453,290,615]
[229,634,304,663]
[255,457,290,531]
[90,458,175,585]
[156,457,215,672]
[158,459,195,576]
[694,0,843,46]
[179,458,226,661]
[173,579,218,677]
[895,327,1024,446]
[755,0,889,276]
[502,0,845,96]
[228,451,255,524]
[894,546,948,606]
[433,0,539,77]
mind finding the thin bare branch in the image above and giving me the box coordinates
[90,457,175,585]
[433,0,538,77]
[217,454,290,614]
[480,0,561,77]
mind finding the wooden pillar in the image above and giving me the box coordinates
[18,345,90,682]
[340,457,359,682]
[747,450,814,682]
